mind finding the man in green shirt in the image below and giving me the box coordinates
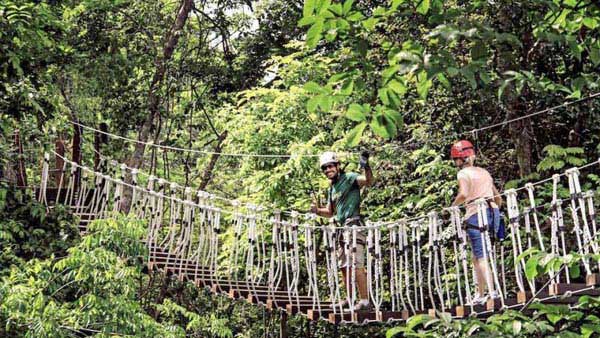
[310,151,374,311]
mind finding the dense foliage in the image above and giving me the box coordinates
[2,0,600,337]
[0,184,79,272]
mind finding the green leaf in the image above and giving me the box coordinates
[328,3,342,16]
[306,96,319,113]
[378,88,390,105]
[342,0,353,15]
[416,0,430,14]
[384,109,402,126]
[346,104,366,121]
[317,0,332,14]
[547,313,562,325]
[329,72,350,83]
[583,17,598,29]
[390,0,406,10]
[304,81,324,94]
[416,72,433,100]
[386,326,408,338]
[565,147,584,154]
[437,73,451,90]
[298,15,316,27]
[318,94,332,111]
[407,314,430,330]
[569,264,580,279]
[447,67,459,77]
[347,11,364,21]
[340,79,354,95]
[567,36,583,61]
[554,9,571,28]
[525,255,540,280]
[383,114,398,138]
[306,19,324,48]
[387,79,407,95]
[370,116,389,138]
[362,17,378,31]
[479,71,492,85]
[345,122,367,147]
[590,47,600,66]
[461,67,477,89]
[303,0,316,17]
[471,41,488,60]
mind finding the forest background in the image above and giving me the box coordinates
[1,0,600,337]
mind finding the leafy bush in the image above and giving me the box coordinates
[0,183,80,273]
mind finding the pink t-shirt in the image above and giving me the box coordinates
[457,166,497,219]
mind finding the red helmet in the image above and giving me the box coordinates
[450,140,475,159]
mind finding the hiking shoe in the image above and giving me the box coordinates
[331,299,349,309]
[468,294,488,306]
[353,299,372,311]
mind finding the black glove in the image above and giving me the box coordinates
[359,151,370,169]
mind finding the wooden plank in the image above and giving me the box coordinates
[376,310,409,322]
[307,309,333,320]
[327,312,352,324]
[352,311,379,323]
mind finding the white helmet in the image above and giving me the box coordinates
[319,151,339,168]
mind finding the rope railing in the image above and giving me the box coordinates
[66,91,600,159]
[37,151,600,324]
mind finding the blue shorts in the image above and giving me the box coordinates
[466,208,500,259]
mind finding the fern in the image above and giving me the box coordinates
[543,144,567,157]
[537,145,585,173]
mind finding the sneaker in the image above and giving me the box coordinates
[353,299,372,311]
[489,291,500,299]
[468,294,488,306]
[331,299,349,309]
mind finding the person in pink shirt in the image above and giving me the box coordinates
[450,140,503,305]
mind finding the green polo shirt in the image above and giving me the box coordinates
[328,172,361,225]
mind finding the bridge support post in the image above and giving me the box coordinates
[517,291,527,304]
[455,306,465,318]
[280,311,287,338]
[586,274,598,286]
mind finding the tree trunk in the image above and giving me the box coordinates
[129,0,194,171]
[507,112,534,177]
[568,109,584,147]
[122,0,194,211]
[55,138,65,186]
[13,130,27,187]
[198,131,228,191]
[495,9,535,178]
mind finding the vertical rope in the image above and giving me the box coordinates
[401,221,415,314]
[290,212,301,312]
[38,153,50,206]
[551,174,569,283]
[566,168,592,275]
[415,222,425,311]
[267,210,281,302]
[373,225,383,316]
[327,219,344,315]
[505,190,529,295]
[476,199,505,307]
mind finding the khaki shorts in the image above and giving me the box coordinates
[336,218,367,268]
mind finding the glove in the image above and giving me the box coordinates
[310,197,319,214]
[359,150,370,169]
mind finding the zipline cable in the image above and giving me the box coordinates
[65,91,600,158]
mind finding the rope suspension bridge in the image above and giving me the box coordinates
[31,148,600,325]
[6,91,598,327]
